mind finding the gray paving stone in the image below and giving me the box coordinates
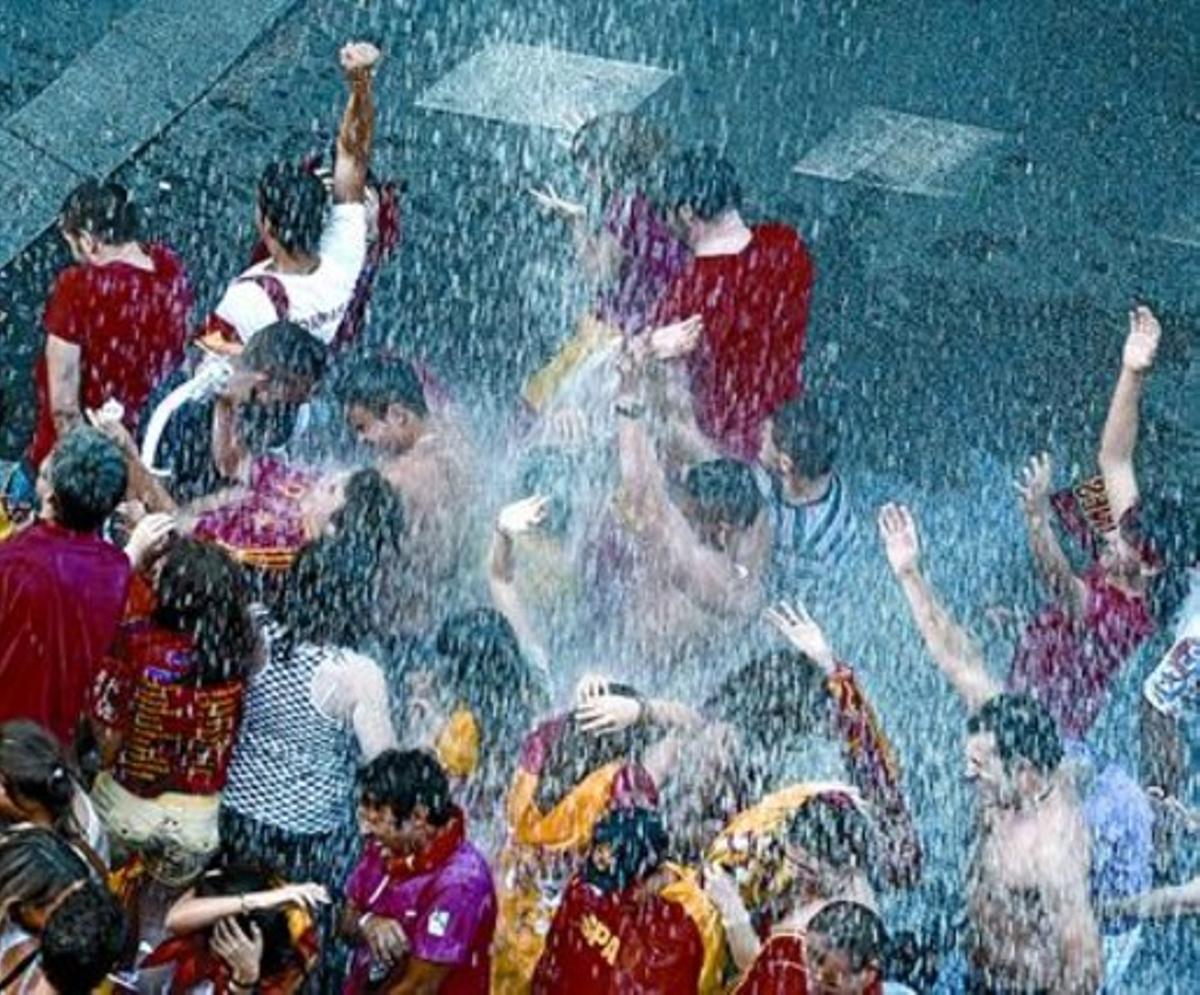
[0,129,80,264]
[794,106,1007,198]
[113,0,300,95]
[416,42,675,132]
[5,27,177,177]
[0,0,301,267]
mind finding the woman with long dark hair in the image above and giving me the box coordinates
[90,538,260,882]
[220,468,402,890]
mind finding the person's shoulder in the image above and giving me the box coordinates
[146,243,192,282]
[46,262,95,308]
[436,840,496,894]
[753,222,806,248]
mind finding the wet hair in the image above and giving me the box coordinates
[772,397,839,479]
[48,426,128,532]
[808,900,887,976]
[40,880,127,993]
[586,806,669,893]
[59,179,140,244]
[194,865,299,977]
[0,826,91,914]
[683,458,763,529]
[335,357,429,419]
[432,610,548,806]
[571,113,670,189]
[517,446,579,537]
[240,320,329,387]
[0,721,77,830]
[658,146,742,221]
[434,609,547,740]
[282,469,407,648]
[257,162,327,256]
[152,539,259,685]
[703,649,833,797]
[357,748,453,827]
[534,717,650,814]
[784,793,873,873]
[1135,487,1200,625]
[966,693,1064,775]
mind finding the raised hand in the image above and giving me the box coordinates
[764,600,835,673]
[124,512,175,571]
[339,41,382,78]
[575,692,643,736]
[272,882,330,911]
[646,314,702,361]
[1123,306,1161,374]
[1014,452,1054,515]
[528,184,586,222]
[878,503,921,577]
[496,495,550,538]
[85,403,136,456]
[211,918,263,986]
[573,672,612,706]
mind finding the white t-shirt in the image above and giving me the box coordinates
[213,203,368,345]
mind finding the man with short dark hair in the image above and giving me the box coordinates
[341,749,496,994]
[756,397,859,588]
[601,349,768,665]
[639,146,814,462]
[9,178,192,514]
[198,41,381,352]
[337,357,479,629]
[880,506,1102,992]
[0,427,132,745]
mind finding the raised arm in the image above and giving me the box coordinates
[1098,306,1160,522]
[331,42,381,205]
[616,352,756,616]
[1015,453,1086,618]
[164,883,329,935]
[878,503,1001,711]
[487,496,552,686]
[765,601,923,887]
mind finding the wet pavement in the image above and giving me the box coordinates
[0,0,1198,987]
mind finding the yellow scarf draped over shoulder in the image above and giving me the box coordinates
[707,782,863,910]
[660,862,728,995]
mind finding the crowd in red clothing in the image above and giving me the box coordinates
[1,30,1199,995]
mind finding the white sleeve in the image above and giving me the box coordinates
[319,203,368,278]
[312,649,397,760]
[213,279,279,342]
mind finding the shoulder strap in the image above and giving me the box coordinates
[0,944,39,993]
[237,273,290,321]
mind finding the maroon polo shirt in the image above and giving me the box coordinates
[0,521,131,745]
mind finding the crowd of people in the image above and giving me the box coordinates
[0,35,1198,995]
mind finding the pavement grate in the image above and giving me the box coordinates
[1157,193,1200,250]
[794,106,1007,198]
[414,42,674,132]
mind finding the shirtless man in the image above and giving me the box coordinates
[601,346,768,667]
[336,357,479,627]
[880,506,1102,992]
